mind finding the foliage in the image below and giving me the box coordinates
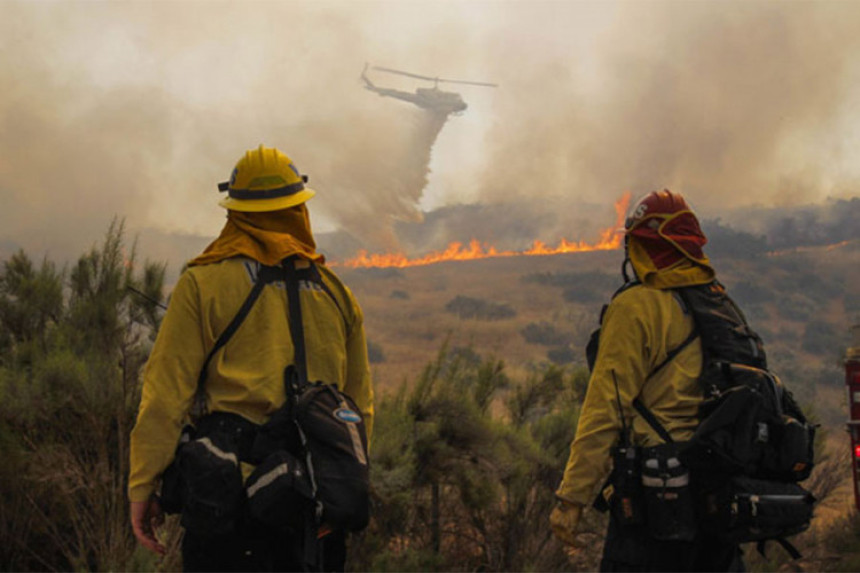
[547,345,576,365]
[801,320,843,356]
[367,340,386,364]
[522,270,618,305]
[350,346,587,571]
[444,295,516,321]
[520,321,570,347]
[0,219,165,571]
[700,219,768,260]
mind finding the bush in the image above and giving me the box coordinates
[444,295,516,321]
[729,280,771,306]
[350,346,579,572]
[801,320,842,356]
[700,219,768,260]
[777,294,816,322]
[367,340,385,363]
[521,322,570,346]
[547,346,576,364]
[390,289,410,300]
[0,220,166,571]
[522,271,617,304]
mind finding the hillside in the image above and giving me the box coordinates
[342,239,858,424]
[338,238,859,571]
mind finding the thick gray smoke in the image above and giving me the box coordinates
[1,1,858,270]
[476,1,860,213]
[0,2,463,265]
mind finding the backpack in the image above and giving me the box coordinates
[241,259,369,573]
[160,258,370,560]
[587,279,816,558]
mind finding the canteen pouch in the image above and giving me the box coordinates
[699,476,815,544]
[641,443,696,541]
[246,450,314,530]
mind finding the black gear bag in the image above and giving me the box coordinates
[247,259,370,550]
[588,280,816,558]
[159,258,370,554]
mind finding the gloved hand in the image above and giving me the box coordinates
[549,499,583,547]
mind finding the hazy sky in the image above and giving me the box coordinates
[2,0,859,265]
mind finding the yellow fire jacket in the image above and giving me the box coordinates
[555,264,713,506]
[128,257,373,503]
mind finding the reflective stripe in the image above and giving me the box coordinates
[247,463,289,499]
[198,437,238,466]
[642,474,689,488]
[339,398,367,466]
[348,422,368,466]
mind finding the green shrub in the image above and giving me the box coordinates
[444,295,516,321]
[520,321,570,346]
[547,346,576,364]
[367,340,386,363]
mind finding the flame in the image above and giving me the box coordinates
[338,192,632,269]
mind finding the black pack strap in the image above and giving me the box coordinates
[282,259,324,570]
[757,538,802,561]
[191,268,281,418]
[283,258,308,389]
[632,398,674,443]
[628,302,700,444]
[304,263,347,331]
[648,328,699,380]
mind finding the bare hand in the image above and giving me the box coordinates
[130,498,166,555]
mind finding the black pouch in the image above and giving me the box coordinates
[296,383,370,532]
[246,450,314,530]
[605,445,646,526]
[699,475,815,543]
[759,415,816,482]
[159,424,195,515]
[641,443,697,541]
[176,428,245,536]
[250,406,302,464]
[683,384,767,475]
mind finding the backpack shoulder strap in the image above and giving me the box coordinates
[628,286,700,443]
[282,257,308,391]
[191,264,283,419]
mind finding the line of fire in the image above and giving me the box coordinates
[335,192,632,269]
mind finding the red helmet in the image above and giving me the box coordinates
[625,190,709,270]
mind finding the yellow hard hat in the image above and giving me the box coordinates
[217,145,315,212]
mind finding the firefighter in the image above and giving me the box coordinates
[128,145,373,571]
[549,190,742,571]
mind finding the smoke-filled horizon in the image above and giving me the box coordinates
[1,1,859,269]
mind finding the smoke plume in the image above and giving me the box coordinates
[476,1,860,213]
[0,1,858,270]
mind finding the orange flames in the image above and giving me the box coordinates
[337,192,632,269]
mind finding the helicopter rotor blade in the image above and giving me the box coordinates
[372,66,497,88]
[372,66,438,82]
[436,78,498,88]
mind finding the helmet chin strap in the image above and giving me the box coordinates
[621,235,634,283]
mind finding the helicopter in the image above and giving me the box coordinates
[361,64,497,115]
